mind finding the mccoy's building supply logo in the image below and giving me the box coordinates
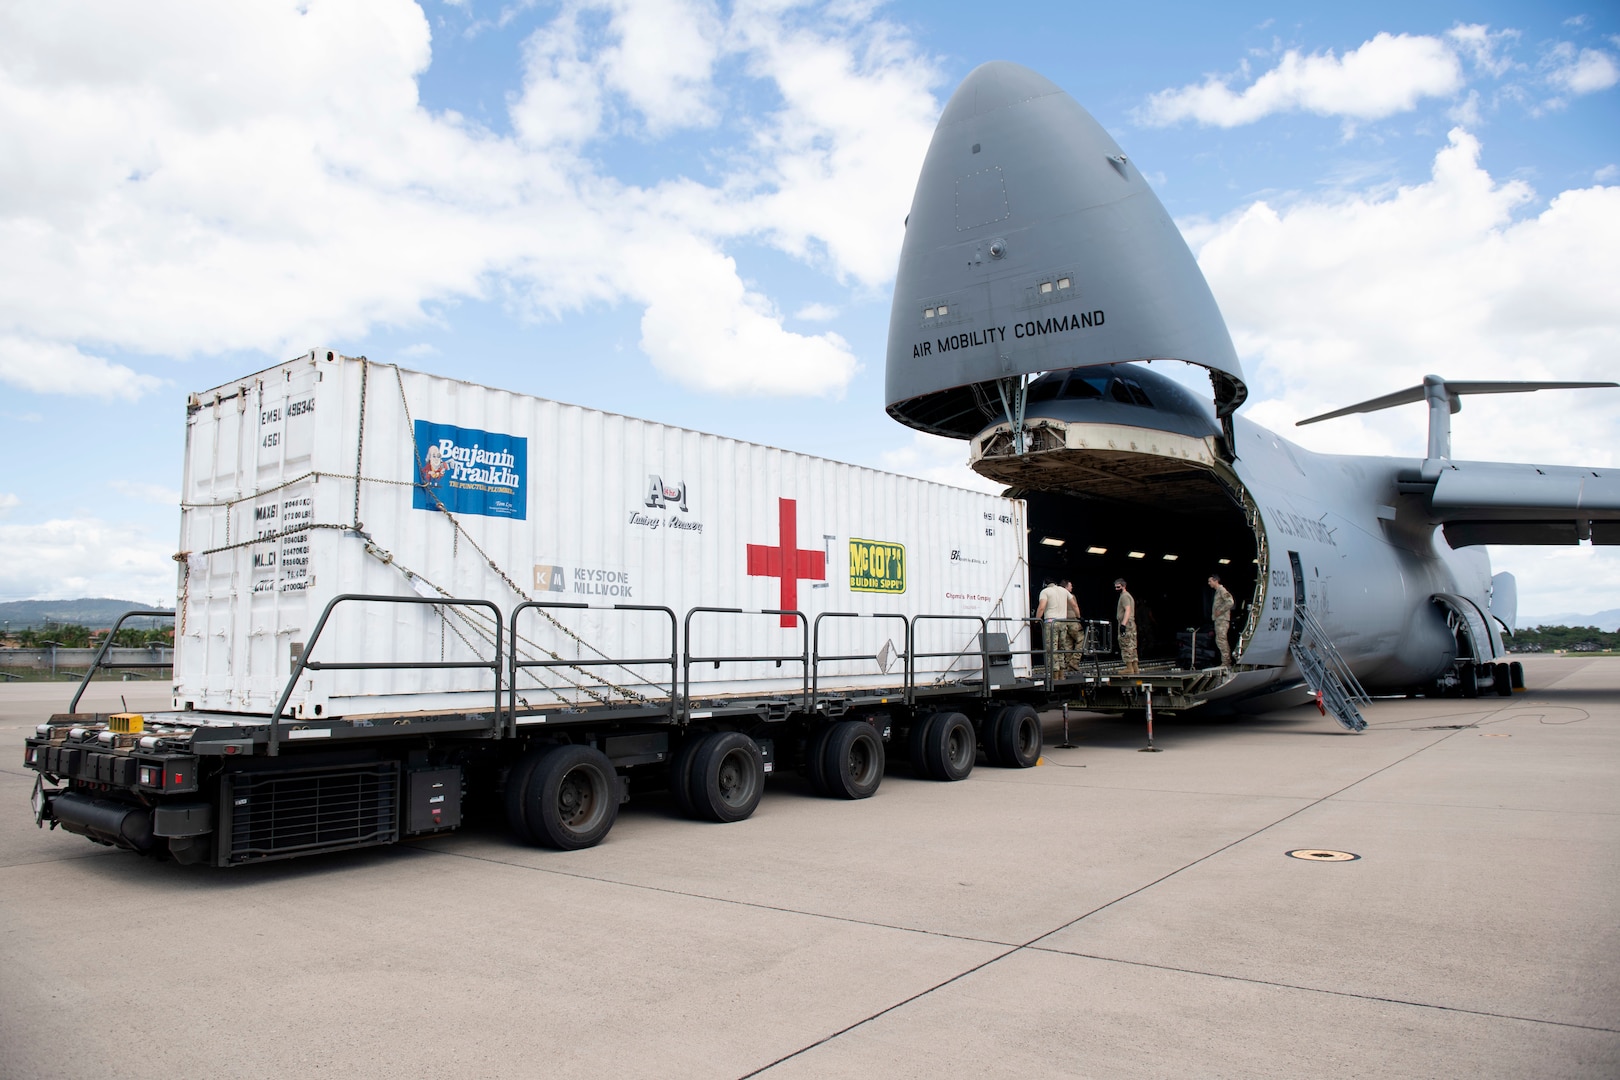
[413,420,527,520]
[850,539,906,594]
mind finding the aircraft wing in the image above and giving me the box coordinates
[1401,460,1620,546]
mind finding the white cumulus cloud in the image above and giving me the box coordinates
[1139,32,1465,127]
[0,0,940,401]
[0,518,177,603]
[1544,43,1620,95]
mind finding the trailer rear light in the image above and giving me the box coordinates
[25,746,38,766]
[139,765,165,788]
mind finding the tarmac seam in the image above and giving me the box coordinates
[406,843,1022,948]
[733,945,1023,1079]
[1021,948,1620,1033]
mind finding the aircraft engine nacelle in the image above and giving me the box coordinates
[886,61,1248,439]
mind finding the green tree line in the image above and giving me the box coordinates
[1511,625,1620,651]
[2,623,174,649]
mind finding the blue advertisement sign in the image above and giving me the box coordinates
[412,420,527,520]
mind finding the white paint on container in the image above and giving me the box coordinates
[175,351,1030,719]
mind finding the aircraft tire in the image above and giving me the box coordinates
[1510,661,1525,691]
[994,703,1043,769]
[1459,664,1479,698]
[669,735,706,818]
[504,746,549,843]
[922,711,975,782]
[525,744,619,850]
[821,720,884,800]
[689,731,764,823]
[907,713,939,775]
[1494,663,1513,697]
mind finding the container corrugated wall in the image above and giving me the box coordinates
[175,352,1030,718]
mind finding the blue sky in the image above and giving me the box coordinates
[1,0,1617,617]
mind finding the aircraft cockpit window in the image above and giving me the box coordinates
[1060,377,1104,400]
[1109,378,1152,407]
[1027,378,1061,403]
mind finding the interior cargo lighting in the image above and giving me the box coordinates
[1128,551,1146,559]
[1086,546,1107,555]
[1162,554,1179,561]
[1039,537,1066,547]
[1218,558,1232,565]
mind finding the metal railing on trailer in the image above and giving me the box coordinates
[908,613,991,703]
[810,611,911,709]
[507,600,679,734]
[268,594,504,756]
[682,608,810,720]
[67,609,177,713]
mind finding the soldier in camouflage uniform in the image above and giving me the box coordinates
[1208,574,1234,667]
[1115,578,1138,674]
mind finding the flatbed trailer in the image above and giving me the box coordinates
[25,600,1078,866]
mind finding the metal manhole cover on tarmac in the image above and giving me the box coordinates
[1286,849,1360,862]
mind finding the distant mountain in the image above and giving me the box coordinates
[1518,610,1620,633]
[0,599,174,630]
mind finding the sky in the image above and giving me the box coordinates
[1,0,1617,620]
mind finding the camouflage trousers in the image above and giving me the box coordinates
[1119,623,1138,669]
[1213,614,1232,666]
[1046,619,1080,677]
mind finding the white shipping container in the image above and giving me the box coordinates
[175,351,1031,719]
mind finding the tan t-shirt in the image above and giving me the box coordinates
[1039,583,1072,620]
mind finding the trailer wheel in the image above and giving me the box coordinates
[822,720,884,799]
[805,725,834,796]
[923,711,975,782]
[669,735,705,818]
[525,744,619,850]
[504,748,548,843]
[690,731,765,823]
[978,711,1007,768]
[906,713,938,775]
[1494,663,1513,697]
[1510,661,1525,691]
[993,704,1042,769]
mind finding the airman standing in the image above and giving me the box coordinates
[1036,578,1076,678]
[1208,574,1234,668]
[1115,578,1138,674]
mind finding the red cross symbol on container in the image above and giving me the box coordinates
[746,497,826,627]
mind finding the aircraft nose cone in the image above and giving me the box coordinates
[937,61,1065,125]
[886,62,1247,438]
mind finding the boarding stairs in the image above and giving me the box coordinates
[1290,604,1370,732]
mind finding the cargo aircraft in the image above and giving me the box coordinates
[885,62,1620,728]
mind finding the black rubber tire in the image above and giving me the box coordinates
[907,713,938,775]
[821,720,884,799]
[1459,664,1479,699]
[1494,662,1513,697]
[690,731,765,823]
[994,703,1043,769]
[524,744,619,850]
[923,711,975,782]
[669,735,706,818]
[979,709,1007,767]
[504,747,548,843]
[805,725,834,796]
[1510,661,1525,691]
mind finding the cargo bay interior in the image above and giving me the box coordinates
[1019,486,1259,666]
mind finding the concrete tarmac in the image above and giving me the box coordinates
[1,658,1616,1078]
